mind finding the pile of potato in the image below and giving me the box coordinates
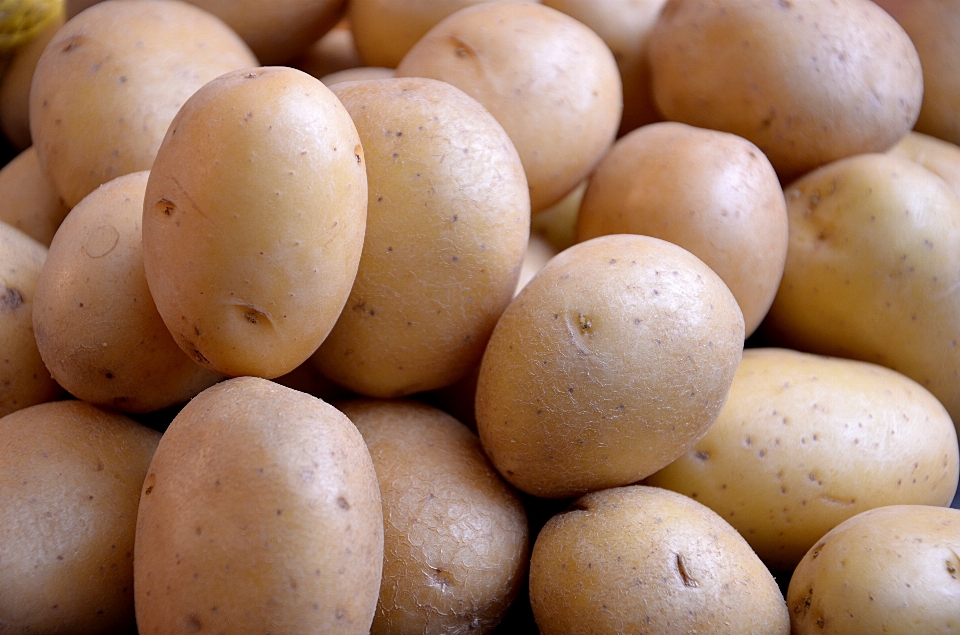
[1,0,959,633]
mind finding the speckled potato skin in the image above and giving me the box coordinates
[529,485,790,635]
[887,131,960,199]
[0,147,70,246]
[142,66,367,379]
[763,153,960,428]
[32,171,222,413]
[311,77,528,398]
[134,377,383,635]
[476,234,744,499]
[29,0,258,208]
[647,348,960,570]
[648,0,923,179]
[576,122,788,336]
[0,400,161,634]
[0,222,61,418]
[395,1,622,213]
[338,399,529,635]
[787,505,960,634]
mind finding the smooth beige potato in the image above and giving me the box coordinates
[0,400,161,634]
[530,485,790,635]
[788,505,960,634]
[649,0,923,179]
[396,1,622,213]
[339,399,529,635]
[887,131,960,198]
[320,66,394,86]
[311,77,528,398]
[30,0,258,208]
[143,66,367,379]
[531,179,584,251]
[515,233,558,295]
[292,24,363,80]
[476,234,744,498]
[763,153,960,427]
[32,171,222,413]
[647,348,960,569]
[577,122,788,336]
[0,222,61,418]
[0,146,69,246]
[134,377,383,634]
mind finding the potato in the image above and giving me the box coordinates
[29,0,258,208]
[0,146,69,246]
[291,22,363,81]
[887,131,960,198]
[395,1,622,213]
[531,179,584,252]
[516,233,558,295]
[134,376,383,634]
[529,485,790,635]
[0,221,61,418]
[648,0,923,179]
[32,171,222,413]
[476,234,744,498]
[338,399,529,635]
[788,505,960,634]
[576,122,788,337]
[762,153,960,427]
[0,400,161,634]
[310,77,528,398]
[320,66,394,86]
[647,348,960,569]
[142,66,367,379]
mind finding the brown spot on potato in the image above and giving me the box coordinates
[675,554,699,587]
[0,286,23,311]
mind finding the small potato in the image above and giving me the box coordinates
[529,485,790,635]
[476,234,744,498]
[291,23,363,81]
[647,348,960,569]
[788,505,960,634]
[320,66,394,86]
[0,400,161,634]
[0,146,69,247]
[887,131,960,198]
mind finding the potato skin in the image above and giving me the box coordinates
[647,348,960,569]
[338,399,529,635]
[0,147,70,246]
[476,234,744,498]
[0,400,161,634]
[134,377,383,634]
[887,131,960,199]
[788,505,960,634]
[529,485,790,635]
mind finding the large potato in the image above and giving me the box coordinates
[476,234,744,498]
[647,348,960,569]
[0,147,70,246]
[134,377,383,634]
[143,66,367,379]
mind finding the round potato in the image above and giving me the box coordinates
[887,131,960,199]
[648,0,923,179]
[291,23,363,81]
[134,376,383,634]
[647,348,960,569]
[788,505,960,634]
[320,66,394,86]
[338,399,529,635]
[476,234,744,498]
[0,146,69,247]
[529,485,790,635]
[395,1,622,213]
[0,400,161,634]
[143,66,367,379]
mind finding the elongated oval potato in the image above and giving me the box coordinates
[0,400,161,634]
[647,348,960,569]
[788,505,960,634]
[476,234,744,498]
[143,66,367,379]
[134,377,383,634]
[0,147,70,246]
[530,485,790,635]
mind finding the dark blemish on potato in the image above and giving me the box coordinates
[355,145,363,164]
[157,199,175,216]
[184,614,202,632]
[0,286,23,311]
[62,38,83,53]
[337,496,350,510]
[675,554,698,587]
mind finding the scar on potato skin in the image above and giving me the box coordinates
[0,286,23,311]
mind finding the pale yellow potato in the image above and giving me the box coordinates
[291,23,363,80]
[530,485,790,635]
[515,233,557,295]
[338,399,529,635]
[0,221,61,418]
[30,0,258,208]
[476,234,744,498]
[763,153,960,427]
[32,171,222,413]
[134,377,383,634]
[143,67,367,379]
[788,505,960,634]
[0,146,69,246]
[320,66,394,86]
[311,77,528,397]
[576,122,788,337]
[0,400,161,634]
[396,1,622,213]
[647,348,960,569]
[531,179,584,251]
[887,131,960,198]
[649,0,923,179]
